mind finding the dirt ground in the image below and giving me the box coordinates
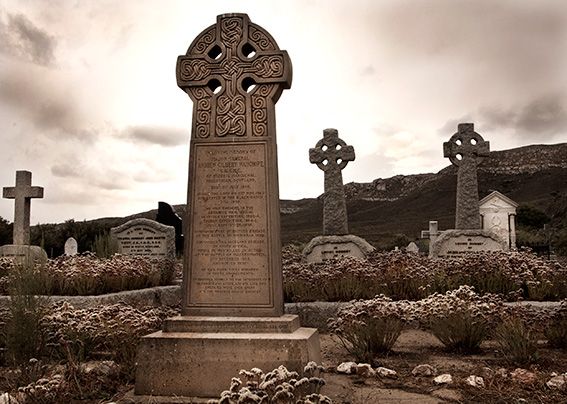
[319,330,567,404]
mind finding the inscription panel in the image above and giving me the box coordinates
[116,226,168,256]
[436,235,503,258]
[189,142,271,306]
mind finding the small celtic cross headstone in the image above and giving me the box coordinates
[443,123,489,229]
[2,171,44,245]
[309,128,355,235]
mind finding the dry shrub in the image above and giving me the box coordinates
[495,318,539,365]
[329,296,415,361]
[0,253,175,296]
[543,300,567,349]
[282,249,567,302]
[416,286,506,353]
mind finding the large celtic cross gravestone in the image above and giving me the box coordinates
[135,15,320,399]
[3,171,44,245]
[443,123,489,229]
[176,13,291,317]
[309,128,355,235]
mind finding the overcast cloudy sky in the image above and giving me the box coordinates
[0,0,566,224]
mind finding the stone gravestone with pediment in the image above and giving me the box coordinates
[302,128,375,262]
[0,171,47,265]
[64,237,78,256]
[110,218,175,261]
[431,124,507,258]
[134,14,320,400]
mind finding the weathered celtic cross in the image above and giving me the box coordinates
[176,13,291,316]
[2,171,44,245]
[443,123,490,229]
[177,13,291,139]
[309,128,355,235]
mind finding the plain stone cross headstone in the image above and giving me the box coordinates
[64,237,78,256]
[2,171,44,245]
[309,128,355,235]
[443,123,489,229]
[135,14,319,399]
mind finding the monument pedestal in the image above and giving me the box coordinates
[430,229,508,258]
[303,234,375,263]
[133,314,320,400]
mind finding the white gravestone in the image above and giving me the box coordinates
[64,237,78,256]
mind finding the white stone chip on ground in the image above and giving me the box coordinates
[546,373,567,390]
[356,363,376,377]
[336,361,357,374]
[376,367,398,378]
[433,374,453,385]
[465,375,485,388]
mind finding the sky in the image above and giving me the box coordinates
[0,0,566,224]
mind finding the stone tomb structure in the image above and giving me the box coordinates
[64,237,78,256]
[110,218,175,261]
[431,124,507,258]
[134,14,320,400]
[0,171,47,265]
[302,129,375,263]
[479,191,518,249]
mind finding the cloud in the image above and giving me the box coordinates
[0,12,57,66]
[51,163,81,178]
[120,125,188,147]
[440,93,567,141]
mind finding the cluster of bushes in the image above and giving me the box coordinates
[0,253,176,296]
[329,285,567,364]
[283,248,567,302]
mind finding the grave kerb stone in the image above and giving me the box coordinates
[430,229,508,258]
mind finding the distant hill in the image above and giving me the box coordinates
[30,143,567,254]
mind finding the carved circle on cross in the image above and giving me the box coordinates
[309,128,355,172]
[443,123,489,167]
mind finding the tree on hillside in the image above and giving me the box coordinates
[516,205,551,229]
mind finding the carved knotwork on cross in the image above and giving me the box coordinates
[2,171,44,245]
[309,128,355,235]
[176,13,291,139]
[443,123,490,229]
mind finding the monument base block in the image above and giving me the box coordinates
[0,245,48,266]
[430,229,508,258]
[302,234,375,263]
[133,314,320,400]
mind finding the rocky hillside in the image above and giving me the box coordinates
[281,143,567,247]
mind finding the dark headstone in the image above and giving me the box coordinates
[156,201,184,254]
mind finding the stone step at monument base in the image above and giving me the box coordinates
[302,234,375,263]
[0,245,48,266]
[133,315,320,400]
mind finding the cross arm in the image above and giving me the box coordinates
[2,187,15,199]
[309,147,325,164]
[28,187,44,199]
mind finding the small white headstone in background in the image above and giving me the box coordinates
[64,237,78,256]
[406,242,419,254]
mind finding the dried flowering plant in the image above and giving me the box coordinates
[283,249,567,302]
[329,295,416,361]
[0,253,176,296]
[415,286,507,352]
[495,317,539,365]
[211,362,331,404]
